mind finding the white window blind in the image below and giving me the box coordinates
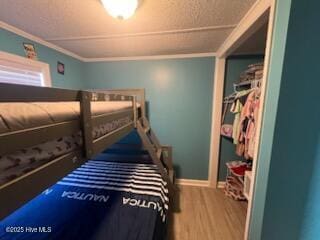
[0,64,44,86]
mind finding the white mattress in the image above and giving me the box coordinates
[0,101,136,134]
[0,116,132,185]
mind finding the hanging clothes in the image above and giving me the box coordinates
[231,99,243,144]
[230,89,252,145]
[223,62,264,202]
[236,90,260,159]
[220,100,234,138]
[247,91,260,158]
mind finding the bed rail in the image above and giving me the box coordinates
[0,83,80,102]
[91,89,146,121]
[80,91,94,158]
[0,120,81,155]
[0,84,174,219]
[0,83,139,219]
[0,150,84,219]
[0,84,138,156]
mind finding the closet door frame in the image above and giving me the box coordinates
[209,0,276,239]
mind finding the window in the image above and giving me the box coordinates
[0,65,44,86]
[0,51,51,87]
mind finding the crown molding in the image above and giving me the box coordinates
[45,24,236,42]
[84,52,216,62]
[0,21,85,61]
[1,21,216,62]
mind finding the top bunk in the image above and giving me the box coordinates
[0,83,143,160]
[0,83,164,219]
[0,101,137,135]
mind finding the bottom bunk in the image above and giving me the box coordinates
[0,133,169,240]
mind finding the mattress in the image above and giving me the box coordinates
[0,101,138,185]
[0,149,169,240]
[0,101,135,133]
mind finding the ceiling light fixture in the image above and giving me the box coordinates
[101,0,139,20]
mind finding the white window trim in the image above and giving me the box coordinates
[0,50,52,87]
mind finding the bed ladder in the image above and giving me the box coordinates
[137,117,175,197]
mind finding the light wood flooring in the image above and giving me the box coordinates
[168,185,247,240]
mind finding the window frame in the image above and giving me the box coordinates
[0,50,52,87]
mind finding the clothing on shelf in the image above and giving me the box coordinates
[255,70,263,80]
[224,176,246,201]
[226,161,250,177]
[224,161,251,201]
[239,62,264,82]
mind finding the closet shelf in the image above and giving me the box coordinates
[233,79,261,92]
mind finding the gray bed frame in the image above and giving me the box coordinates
[0,83,175,220]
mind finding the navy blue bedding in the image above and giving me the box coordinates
[0,144,169,240]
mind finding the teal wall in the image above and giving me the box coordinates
[249,0,292,239]
[0,27,215,180]
[84,58,215,180]
[0,29,85,89]
[4,1,320,238]
[259,0,320,239]
[219,56,264,181]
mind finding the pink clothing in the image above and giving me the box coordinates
[247,98,260,158]
[236,90,260,159]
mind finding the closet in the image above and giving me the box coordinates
[209,1,276,239]
[221,59,264,201]
[221,22,268,239]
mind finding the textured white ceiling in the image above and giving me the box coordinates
[0,0,257,58]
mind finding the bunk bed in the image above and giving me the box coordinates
[0,83,175,239]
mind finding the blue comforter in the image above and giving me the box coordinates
[0,157,169,240]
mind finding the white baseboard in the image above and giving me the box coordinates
[176,179,226,188]
[217,181,226,188]
[176,179,210,187]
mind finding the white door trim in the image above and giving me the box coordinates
[208,0,276,239]
[217,0,272,58]
[209,0,273,188]
[208,57,226,188]
[244,1,276,239]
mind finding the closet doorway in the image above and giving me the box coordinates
[209,0,276,239]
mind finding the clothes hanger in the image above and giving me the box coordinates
[224,92,237,103]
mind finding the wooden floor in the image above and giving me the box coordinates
[168,185,247,240]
